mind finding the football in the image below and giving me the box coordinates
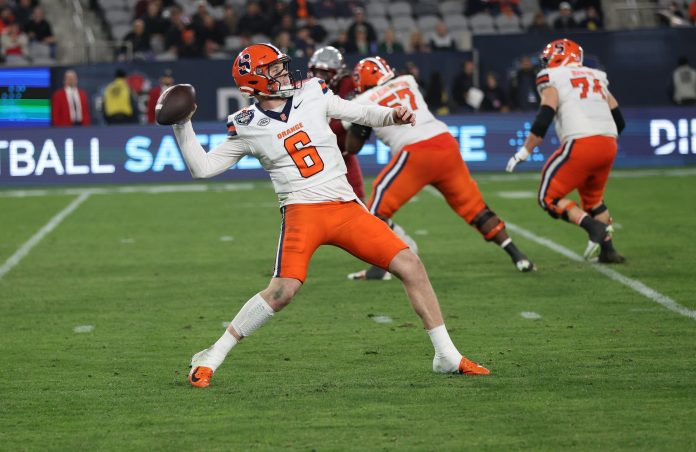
[155,84,196,125]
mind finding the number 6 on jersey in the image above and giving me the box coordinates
[284,131,325,178]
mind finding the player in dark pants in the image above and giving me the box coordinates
[308,46,366,201]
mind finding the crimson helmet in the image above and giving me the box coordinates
[232,43,300,98]
[540,38,583,68]
[352,56,395,94]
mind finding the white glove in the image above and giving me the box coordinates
[506,147,530,173]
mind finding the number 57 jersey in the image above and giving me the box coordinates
[351,74,450,154]
[536,65,617,143]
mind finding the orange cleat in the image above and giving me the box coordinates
[458,356,491,375]
[188,366,213,388]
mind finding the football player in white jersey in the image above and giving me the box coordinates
[506,39,626,263]
[167,43,490,387]
[344,56,535,281]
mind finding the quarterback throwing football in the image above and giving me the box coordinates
[167,43,490,388]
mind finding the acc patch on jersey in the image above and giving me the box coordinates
[235,109,255,125]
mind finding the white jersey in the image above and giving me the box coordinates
[351,75,450,153]
[536,65,617,143]
[173,78,396,206]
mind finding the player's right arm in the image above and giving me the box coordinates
[172,121,251,179]
[506,74,559,173]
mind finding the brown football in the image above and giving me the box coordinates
[155,84,196,125]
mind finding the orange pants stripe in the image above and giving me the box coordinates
[367,132,486,223]
[273,201,408,282]
[539,135,617,212]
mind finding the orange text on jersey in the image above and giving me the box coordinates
[277,122,304,140]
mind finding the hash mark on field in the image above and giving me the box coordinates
[415,229,429,236]
[220,236,235,242]
[371,315,393,324]
[120,238,136,244]
[506,223,696,321]
[73,325,95,333]
[498,191,536,199]
[0,193,90,280]
[520,311,542,319]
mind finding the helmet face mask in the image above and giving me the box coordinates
[233,44,301,98]
[540,38,583,68]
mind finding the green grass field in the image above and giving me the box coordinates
[2,168,696,450]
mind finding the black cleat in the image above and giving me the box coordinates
[598,249,626,264]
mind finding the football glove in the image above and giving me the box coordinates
[506,147,530,173]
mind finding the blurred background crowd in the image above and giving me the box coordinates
[1,0,694,126]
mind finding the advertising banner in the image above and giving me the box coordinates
[1,107,694,187]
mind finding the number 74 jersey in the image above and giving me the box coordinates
[536,65,617,143]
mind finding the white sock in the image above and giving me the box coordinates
[428,324,462,373]
[427,324,460,358]
[230,293,275,338]
[500,237,512,248]
[206,330,238,371]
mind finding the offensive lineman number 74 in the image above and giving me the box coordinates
[570,77,606,100]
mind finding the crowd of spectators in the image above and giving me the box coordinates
[0,0,55,64]
[106,0,621,63]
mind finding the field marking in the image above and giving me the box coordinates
[497,190,537,199]
[422,185,696,320]
[0,192,91,280]
[371,315,393,324]
[73,325,95,333]
[520,311,542,319]
[473,167,696,183]
[0,182,256,198]
[505,222,696,321]
[2,168,695,199]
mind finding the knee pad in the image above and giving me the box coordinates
[543,198,577,221]
[471,208,506,241]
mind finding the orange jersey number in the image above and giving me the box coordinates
[378,88,417,110]
[284,131,325,178]
[570,77,606,100]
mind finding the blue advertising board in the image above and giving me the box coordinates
[1,107,694,187]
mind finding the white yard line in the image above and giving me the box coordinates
[423,184,696,320]
[0,192,90,280]
[506,222,696,321]
[473,167,696,183]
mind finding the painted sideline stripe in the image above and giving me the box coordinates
[473,167,696,183]
[0,192,91,280]
[506,222,696,321]
[0,182,257,198]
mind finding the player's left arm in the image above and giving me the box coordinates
[506,86,558,172]
[326,92,415,128]
[607,92,625,134]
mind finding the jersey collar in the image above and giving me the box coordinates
[255,97,293,123]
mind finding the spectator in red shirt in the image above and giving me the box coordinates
[51,70,91,127]
[147,69,174,124]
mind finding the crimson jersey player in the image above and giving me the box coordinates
[308,46,365,200]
